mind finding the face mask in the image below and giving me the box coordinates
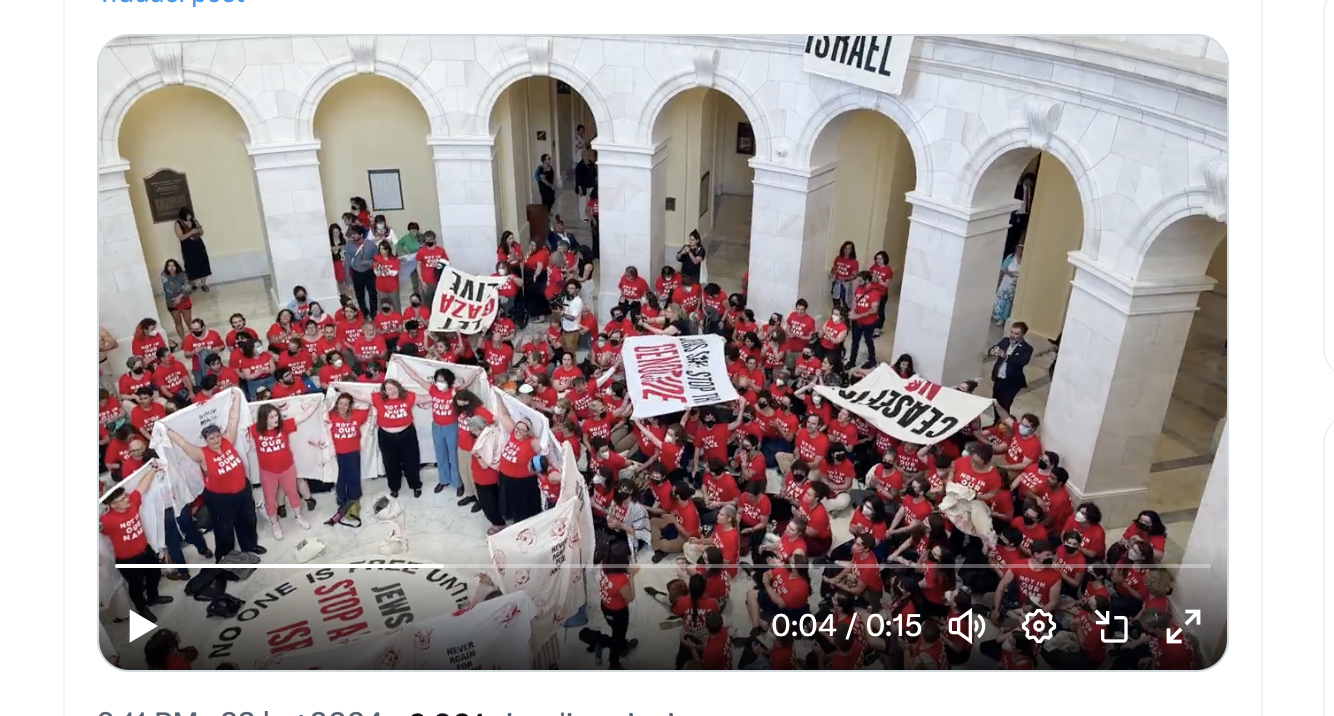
[132,366,144,374]
[411,299,421,306]
[1019,425,1034,437]
[425,240,435,246]
[191,329,204,337]
[1040,556,1054,565]
[1064,544,1080,553]
[598,452,610,461]
[382,306,391,313]
[332,358,343,367]
[757,401,769,409]
[1139,520,1152,529]
[435,380,448,390]
[1023,515,1037,526]
[1038,459,1050,471]
[296,294,307,302]
[1074,512,1087,524]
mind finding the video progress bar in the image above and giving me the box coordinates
[113,562,1217,569]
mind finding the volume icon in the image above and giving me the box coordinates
[948,609,986,645]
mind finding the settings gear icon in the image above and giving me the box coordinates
[1020,608,1057,644]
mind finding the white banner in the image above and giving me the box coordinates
[801,35,915,96]
[247,393,337,484]
[813,364,993,445]
[621,334,739,418]
[183,560,532,669]
[427,266,506,334]
[271,590,535,671]
[487,446,593,651]
[321,382,385,479]
[383,355,490,464]
[149,387,258,510]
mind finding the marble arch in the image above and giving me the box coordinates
[798,89,932,193]
[295,60,448,142]
[100,70,265,164]
[474,56,612,139]
[638,69,773,162]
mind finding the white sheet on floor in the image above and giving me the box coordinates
[938,481,997,549]
[149,388,260,510]
[247,393,337,484]
[383,355,489,464]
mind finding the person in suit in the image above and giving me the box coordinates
[988,321,1033,412]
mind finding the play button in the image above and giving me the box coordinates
[128,611,157,643]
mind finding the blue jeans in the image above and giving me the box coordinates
[432,422,461,487]
[164,507,210,576]
[336,451,363,505]
[246,376,275,401]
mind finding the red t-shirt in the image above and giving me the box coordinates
[100,491,148,560]
[599,570,631,610]
[701,471,740,505]
[619,275,649,301]
[853,550,884,592]
[238,353,275,379]
[1062,517,1107,559]
[373,254,401,293]
[132,332,167,364]
[823,459,855,493]
[738,494,771,528]
[851,285,882,326]
[1122,523,1168,556]
[671,595,720,638]
[952,457,1001,497]
[328,409,369,454]
[150,359,189,398]
[818,319,847,351]
[783,312,815,352]
[374,310,404,341]
[1011,516,1048,554]
[828,420,859,449]
[483,344,514,376]
[130,402,167,435]
[270,381,306,399]
[794,429,829,467]
[803,501,832,540]
[769,569,811,609]
[870,262,893,285]
[372,392,415,431]
[118,370,155,398]
[1010,563,1061,606]
[1007,430,1042,466]
[250,419,298,473]
[351,335,388,363]
[498,435,536,478]
[832,256,859,281]
[182,329,225,371]
[457,407,492,451]
[693,424,730,464]
[670,498,702,539]
[202,440,248,494]
[1070,610,1107,664]
[849,509,888,542]
[427,386,456,426]
[318,362,352,387]
[471,451,500,486]
[416,245,449,284]
[277,350,314,377]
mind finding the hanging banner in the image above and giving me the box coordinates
[621,334,740,418]
[813,364,992,445]
[149,387,258,511]
[802,35,915,96]
[428,266,506,334]
[487,447,593,651]
[383,355,490,465]
[321,382,386,480]
[247,393,337,485]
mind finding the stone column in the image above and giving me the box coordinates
[248,141,338,311]
[748,161,837,322]
[1172,419,1226,666]
[98,160,157,339]
[1042,253,1215,527]
[893,192,1017,385]
[591,142,656,322]
[429,136,499,277]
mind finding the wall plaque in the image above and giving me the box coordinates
[143,169,193,224]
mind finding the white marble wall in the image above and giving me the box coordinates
[430,137,500,277]
[894,193,1017,385]
[1173,419,1227,665]
[747,162,834,321]
[249,142,338,309]
[593,143,656,321]
[1043,255,1215,524]
[98,162,158,339]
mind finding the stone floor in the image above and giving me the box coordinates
[108,188,1225,669]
